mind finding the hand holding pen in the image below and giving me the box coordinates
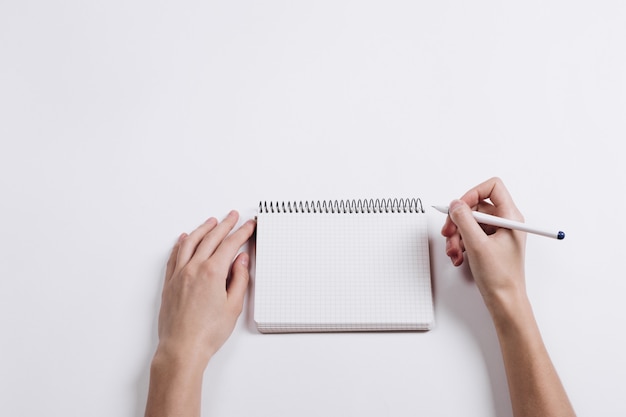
[440,177,528,276]
[440,178,575,417]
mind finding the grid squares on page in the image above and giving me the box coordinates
[254,211,434,332]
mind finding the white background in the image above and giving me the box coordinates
[1,1,625,416]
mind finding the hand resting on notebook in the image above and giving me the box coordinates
[145,210,256,417]
[441,177,575,417]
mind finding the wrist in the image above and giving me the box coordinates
[151,341,211,380]
[146,344,207,417]
[487,290,536,334]
[484,286,534,330]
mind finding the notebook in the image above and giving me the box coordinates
[254,198,434,333]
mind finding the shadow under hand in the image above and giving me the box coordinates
[431,239,513,417]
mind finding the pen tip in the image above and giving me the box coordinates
[557,231,565,240]
[431,205,449,214]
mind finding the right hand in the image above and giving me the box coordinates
[441,177,527,308]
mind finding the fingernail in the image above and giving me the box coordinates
[205,217,217,225]
[239,253,249,266]
[178,233,187,242]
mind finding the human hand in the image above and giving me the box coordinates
[441,177,527,309]
[155,211,256,369]
[441,178,577,417]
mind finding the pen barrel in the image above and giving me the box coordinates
[471,211,561,239]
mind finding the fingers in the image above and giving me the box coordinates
[176,217,219,269]
[193,210,241,261]
[443,200,489,266]
[449,199,489,248]
[460,177,522,221]
[165,233,186,281]
[227,252,250,312]
[441,215,458,238]
[210,219,256,272]
[173,211,256,276]
[445,232,465,266]
[441,178,523,266]
[441,199,496,264]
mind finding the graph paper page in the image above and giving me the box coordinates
[254,212,434,333]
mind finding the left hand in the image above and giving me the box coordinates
[156,210,256,369]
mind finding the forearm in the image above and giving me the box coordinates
[145,350,205,417]
[489,291,575,417]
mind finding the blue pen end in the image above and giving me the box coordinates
[557,231,565,240]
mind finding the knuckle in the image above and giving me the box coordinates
[202,260,222,278]
[179,265,197,282]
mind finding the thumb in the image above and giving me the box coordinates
[448,199,487,248]
[227,252,250,315]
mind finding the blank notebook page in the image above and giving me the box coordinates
[254,203,434,333]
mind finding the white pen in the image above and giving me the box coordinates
[432,205,565,240]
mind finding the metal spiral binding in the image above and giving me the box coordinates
[258,198,424,214]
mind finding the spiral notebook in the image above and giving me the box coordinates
[254,199,434,333]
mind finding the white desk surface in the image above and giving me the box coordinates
[1,2,625,416]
